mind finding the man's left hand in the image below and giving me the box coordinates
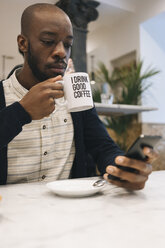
[103,147,156,190]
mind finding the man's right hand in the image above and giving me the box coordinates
[19,75,64,120]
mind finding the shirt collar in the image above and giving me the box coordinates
[10,70,28,98]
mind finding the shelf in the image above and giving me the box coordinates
[95,102,158,116]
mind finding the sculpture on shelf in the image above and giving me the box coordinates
[56,0,99,29]
[55,0,100,72]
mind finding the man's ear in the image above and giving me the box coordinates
[17,34,28,53]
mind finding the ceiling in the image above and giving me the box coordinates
[88,0,138,32]
[1,0,140,34]
[49,0,140,33]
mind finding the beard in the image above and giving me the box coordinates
[27,42,66,82]
[27,43,49,81]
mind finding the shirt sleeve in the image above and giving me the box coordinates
[83,107,125,175]
[0,102,32,149]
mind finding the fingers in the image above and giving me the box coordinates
[106,165,147,183]
[104,155,153,191]
[49,88,64,99]
[19,76,65,120]
[40,79,63,91]
[37,85,64,100]
[115,156,152,175]
[48,75,63,83]
[38,78,64,99]
[51,82,63,91]
[143,147,158,162]
[103,173,146,190]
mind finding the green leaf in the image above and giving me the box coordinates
[92,60,160,150]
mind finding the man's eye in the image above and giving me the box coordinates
[64,43,72,49]
[42,40,54,46]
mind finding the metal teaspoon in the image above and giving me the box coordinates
[93,179,107,187]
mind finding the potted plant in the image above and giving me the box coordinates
[92,60,160,151]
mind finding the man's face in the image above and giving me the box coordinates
[25,11,73,82]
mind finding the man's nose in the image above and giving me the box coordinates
[52,42,66,58]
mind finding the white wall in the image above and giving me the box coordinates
[87,26,115,71]
[87,0,165,124]
[87,9,139,72]
[140,14,165,124]
[0,0,55,79]
[88,0,165,68]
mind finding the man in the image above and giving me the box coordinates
[0,3,153,189]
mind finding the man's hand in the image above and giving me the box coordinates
[19,75,64,120]
[103,147,157,190]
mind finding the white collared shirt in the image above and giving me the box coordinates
[3,72,75,184]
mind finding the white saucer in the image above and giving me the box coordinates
[46,179,104,198]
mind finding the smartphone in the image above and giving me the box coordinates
[126,134,162,160]
[108,134,162,181]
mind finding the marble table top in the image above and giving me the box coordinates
[0,171,165,248]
